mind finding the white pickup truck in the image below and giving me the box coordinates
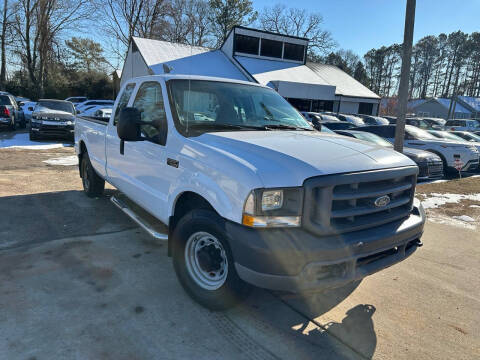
[75,75,425,310]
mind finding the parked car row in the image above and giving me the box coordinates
[300,111,480,179]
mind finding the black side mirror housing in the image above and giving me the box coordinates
[117,107,142,141]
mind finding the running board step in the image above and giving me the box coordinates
[111,193,168,241]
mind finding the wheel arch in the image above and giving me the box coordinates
[168,191,219,257]
[77,140,87,177]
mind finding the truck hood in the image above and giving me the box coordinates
[192,131,416,187]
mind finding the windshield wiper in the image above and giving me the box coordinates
[263,124,313,131]
[187,123,266,131]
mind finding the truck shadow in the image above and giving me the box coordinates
[0,189,134,250]
[0,189,377,359]
[234,281,377,359]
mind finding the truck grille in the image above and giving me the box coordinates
[303,167,418,235]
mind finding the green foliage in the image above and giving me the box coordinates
[208,0,257,45]
[65,37,107,72]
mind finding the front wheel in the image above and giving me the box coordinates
[81,151,105,197]
[172,209,251,310]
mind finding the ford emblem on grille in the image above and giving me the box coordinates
[374,195,390,207]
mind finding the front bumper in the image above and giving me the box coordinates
[0,116,11,125]
[228,204,425,292]
[31,122,74,138]
[417,160,444,179]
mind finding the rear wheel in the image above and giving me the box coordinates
[81,151,105,197]
[172,209,251,310]
[8,117,15,130]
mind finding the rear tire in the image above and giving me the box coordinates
[8,117,15,131]
[172,209,251,310]
[81,151,105,198]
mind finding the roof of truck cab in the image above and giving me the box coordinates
[125,74,269,88]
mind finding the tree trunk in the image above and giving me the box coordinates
[0,0,7,91]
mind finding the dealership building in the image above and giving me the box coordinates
[120,26,380,115]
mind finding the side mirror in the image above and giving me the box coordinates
[28,106,34,111]
[117,107,142,141]
[19,102,24,107]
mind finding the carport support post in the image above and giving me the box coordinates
[394,0,416,153]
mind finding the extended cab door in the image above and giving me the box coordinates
[106,80,172,223]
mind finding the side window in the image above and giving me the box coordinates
[132,81,166,144]
[114,83,136,125]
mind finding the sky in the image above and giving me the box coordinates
[253,0,480,56]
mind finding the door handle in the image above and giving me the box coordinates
[167,158,179,168]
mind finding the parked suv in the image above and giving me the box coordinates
[445,119,480,132]
[336,113,366,126]
[30,100,76,140]
[0,93,26,129]
[75,75,425,310]
[356,125,479,173]
[336,130,444,179]
[65,96,88,104]
[360,115,389,126]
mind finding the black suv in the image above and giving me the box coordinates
[30,99,76,140]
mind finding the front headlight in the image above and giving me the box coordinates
[242,188,303,228]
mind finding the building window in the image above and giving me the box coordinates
[287,98,311,112]
[358,102,374,115]
[234,34,259,55]
[260,39,283,58]
[312,100,333,112]
[283,43,305,62]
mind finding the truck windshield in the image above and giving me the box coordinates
[168,80,312,135]
[36,101,74,114]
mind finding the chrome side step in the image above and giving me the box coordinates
[111,193,168,241]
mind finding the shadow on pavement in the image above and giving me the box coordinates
[0,189,135,249]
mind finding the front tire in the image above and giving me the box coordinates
[29,131,37,141]
[81,151,105,198]
[172,209,251,310]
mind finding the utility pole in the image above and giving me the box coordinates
[394,0,416,152]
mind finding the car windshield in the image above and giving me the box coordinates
[321,114,340,122]
[36,101,74,114]
[458,132,480,142]
[345,116,365,125]
[406,125,438,140]
[351,132,393,147]
[168,80,313,135]
[434,131,467,142]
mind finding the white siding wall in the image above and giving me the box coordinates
[120,44,150,87]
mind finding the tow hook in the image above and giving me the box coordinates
[415,240,423,247]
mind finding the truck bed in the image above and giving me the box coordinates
[75,116,109,178]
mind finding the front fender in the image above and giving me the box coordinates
[168,169,255,224]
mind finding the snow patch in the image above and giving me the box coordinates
[452,215,476,223]
[43,155,78,166]
[427,213,477,230]
[419,192,480,209]
[470,205,480,208]
[0,132,71,149]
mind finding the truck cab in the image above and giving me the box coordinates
[75,75,426,310]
